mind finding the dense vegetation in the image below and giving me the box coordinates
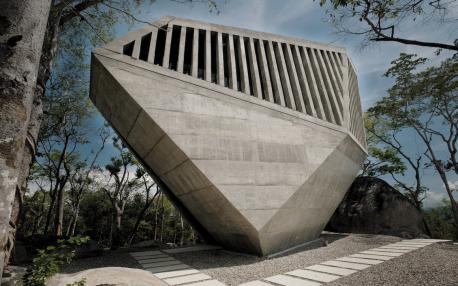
[9,0,458,258]
[319,0,458,238]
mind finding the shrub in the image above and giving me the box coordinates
[21,236,89,286]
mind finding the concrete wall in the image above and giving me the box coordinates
[90,17,367,256]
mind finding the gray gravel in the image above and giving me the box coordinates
[327,242,458,286]
[172,233,400,285]
[60,234,458,286]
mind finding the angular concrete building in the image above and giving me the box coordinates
[90,17,367,256]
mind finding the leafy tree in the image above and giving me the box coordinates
[2,0,216,271]
[127,166,158,246]
[318,0,458,51]
[425,199,458,239]
[364,111,432,234]
[369,53,458,234]
[102,137,140,248]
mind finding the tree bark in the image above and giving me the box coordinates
[160,194,165,242]
[53,178,67,236]
[128,195,156,246]
[0,0,51,277]
[111,203,123,249]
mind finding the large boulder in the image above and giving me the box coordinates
[326,176,427,238]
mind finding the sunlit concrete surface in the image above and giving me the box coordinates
[90,16,367,256]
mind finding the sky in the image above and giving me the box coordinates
[84,0,457,208]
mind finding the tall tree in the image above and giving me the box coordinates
[319,0,458,51]
[369,53,458,234]
[127,167,158,246]
[35,88,93,236]
[364,112,432,235]
[0,0,52,276]
[102,137,138,248]
[66,128,108,236]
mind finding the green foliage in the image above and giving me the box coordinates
[318,0,457,51]
[425,200,458,239]
[66,278,86,286]
[21,236,89,286]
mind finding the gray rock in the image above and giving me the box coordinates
[326,176,427,238]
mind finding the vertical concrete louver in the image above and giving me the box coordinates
[90,16,368,256]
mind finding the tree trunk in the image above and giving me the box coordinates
[160,194,165,242]
[43,189,57,235]
[128,200,154,246]
[111,204,123,249]
[53,175,68,237]
[0,0,51,276]
[153,200,158,241]
[69,201,81,236]
[180,214,184,246]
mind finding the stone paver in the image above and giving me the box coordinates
[397,242,432,246]
[239,281,274,286]
[265,275,322,286]
[381,245,419,249]
[361,251,403,257]
[164,273,212,285]
[131,250,163,257]
[147,264,191,273]
[321,260,370,270]
[287,269,340,282]
[306,265,357,276]
[336,257,383,265]
[186,280,227,286]
[372,248,411,253]
[349,253,393,261]
[138,257,177,264]
[409,239,450,242]
[155,269,201,279]
[142,260,183,268]
[130,250,225,285]
[163,245,222,254]
[131,240,447,286]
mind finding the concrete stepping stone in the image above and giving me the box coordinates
[306,265,356,276]
[392,243,423,247]
[239,281,275,286]
[321,260,370,270]
[147,264,190,273]
[408,239,450,242]
[336,257,383,265]
[391,244,425,248]
[136,255,170,260]
[383,245,419,249]
[185,280,226,286]
[361,251,403,257]
[350,254,393,261]
[131,250,162,257]
[164,273,212,285]
[138,257,177,264]
[142,260,182,268]
[163,245,222,254]
[286,269,340,282]
[373,248,411,253]
[264,275,322,286]
[155,269,200,279]
[396,242,432,246]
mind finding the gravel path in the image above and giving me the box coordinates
[60,234,458,286]
[172,233,400,285]
[327,242,458,286]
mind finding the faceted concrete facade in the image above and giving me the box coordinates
[89,17,367,256]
